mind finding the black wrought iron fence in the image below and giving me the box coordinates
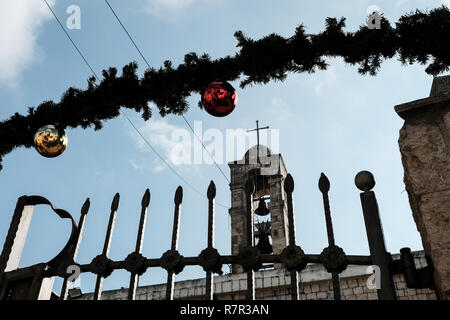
[0,171,434,300]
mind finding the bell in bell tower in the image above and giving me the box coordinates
[228,123,289,274]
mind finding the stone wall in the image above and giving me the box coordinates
[74,251,436,300]
[395,75,450,299]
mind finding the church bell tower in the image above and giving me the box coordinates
[228,122,290,274]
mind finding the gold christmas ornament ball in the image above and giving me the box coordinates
[34,125,68,158]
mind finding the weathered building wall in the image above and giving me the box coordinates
[74,251,436,300]
[395,75,450,299]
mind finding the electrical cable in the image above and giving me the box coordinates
[42,0,231,209]
[104,0,231,186]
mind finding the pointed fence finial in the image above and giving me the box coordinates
[81,198,90,215]
[142,189,151,207]
[319,173,330,193]
[207,181,216,199]
[111,193,120,211]
[174,186,183,205]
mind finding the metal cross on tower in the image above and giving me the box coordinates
[247,120,269,163]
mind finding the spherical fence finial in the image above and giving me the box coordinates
[355,171,376,192]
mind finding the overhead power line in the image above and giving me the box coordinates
[103,0,231,185]
[42,0,230,209]
[43,0,99,79]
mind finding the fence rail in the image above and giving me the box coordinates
[0,171,434,300]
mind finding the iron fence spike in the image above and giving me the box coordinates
[284,173,294,193]
[319,172,330,193]
[142,189,150,207]
[207,181,216,199]
[81,198,90,215]
[174,186,183,204]
[111,193,120,211]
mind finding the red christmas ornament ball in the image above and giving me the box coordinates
[201,81,237,117]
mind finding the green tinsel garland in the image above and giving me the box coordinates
[0,7,449,170]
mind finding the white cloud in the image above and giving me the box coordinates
[129,119,191,172]
[0,0,54,86]
[366,4,381,14]
[394,0,408,7]
[144,0,196,19]
[142,0,228,20]
[309,60,343,94]
[148,0,194,10]
[129,159,145,172]
[152,159,166,172]
[395,0,449,8]
[269,97,294,121]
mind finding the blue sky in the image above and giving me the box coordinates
[0,0,448,294]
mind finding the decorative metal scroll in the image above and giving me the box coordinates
[0,195,82,300]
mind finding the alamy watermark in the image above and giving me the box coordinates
[366,5,382,30]
[66,264,81,289]
[366,265,381,290]
[66,5,81,30]
[166,121,280,175]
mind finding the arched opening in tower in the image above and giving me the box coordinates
[249,173,275,270]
